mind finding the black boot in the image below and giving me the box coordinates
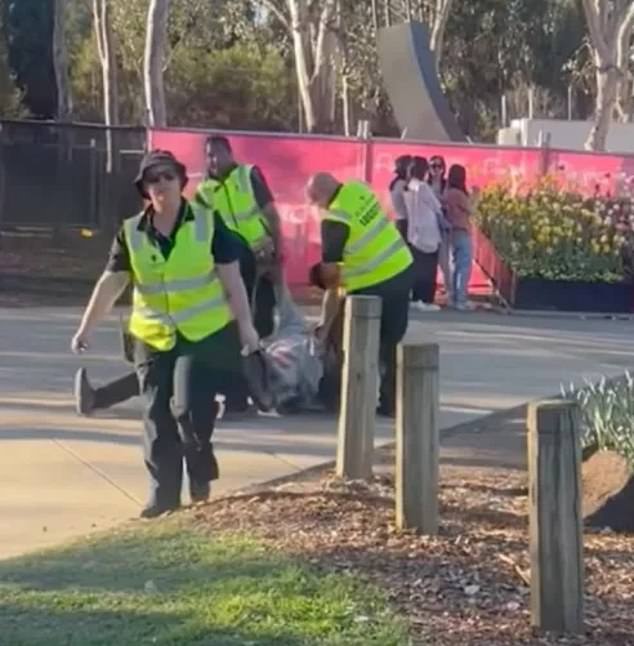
[74,368,96,416]
[140,501,180,519]
[190,481,211,504]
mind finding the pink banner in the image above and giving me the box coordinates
[149,128,634,287]
[150,129,366,284]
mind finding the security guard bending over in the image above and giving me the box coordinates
[307,173,414,417]
[71,150,259,518]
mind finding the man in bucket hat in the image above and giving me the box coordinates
[71,149,259,518]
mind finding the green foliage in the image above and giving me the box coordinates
[0,2,27,118]
[166,42,296,131]
[562,374,634,468]
[442,0,587,140]
[5,0,56,117]
[476,181,632,282]
[0,522,408,645]
[69,0,295,129]
[11,0,594,138]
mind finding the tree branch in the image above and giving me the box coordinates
[92,0,105,64]
[617,2,634,63]
[582,0,610,61]
[430,0,454,66]
[261,0,290,32]
[311,0,336,83]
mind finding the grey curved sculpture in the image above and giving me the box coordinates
[377,21,466,142]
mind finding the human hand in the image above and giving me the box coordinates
[239,322,261,355]
[71,329,90,354]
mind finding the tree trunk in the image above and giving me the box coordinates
[144,0,170,128]
[93,0,119,128]
[582,0,634,149]
[616,22,633,122]
[53,0,72,120]
[288,0,316,132]
[342,73,351,136]
[286,0,337,133]
[429,0,453,69]
[586,64,620,151]
[93,0,120,174]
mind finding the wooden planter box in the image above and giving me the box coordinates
[512,277,633,313]
[473,228,634,313]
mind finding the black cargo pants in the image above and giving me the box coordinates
[134,323,242,509]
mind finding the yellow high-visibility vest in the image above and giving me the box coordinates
[196,164,269,251]
[323,181,412,292]
[124,203,233,351]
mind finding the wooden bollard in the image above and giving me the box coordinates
[336,295,382,480]
[396,343,439,533]
[528,400,584,634]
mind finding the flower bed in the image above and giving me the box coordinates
[476,181,634,283]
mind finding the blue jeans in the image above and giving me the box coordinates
[451,230,473,306]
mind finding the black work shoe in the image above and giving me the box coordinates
[140,502,180,519]
[74,368,96,416]
[190,482,210,504]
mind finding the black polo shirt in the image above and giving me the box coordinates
[321,186,349,263]
[106,199,242,273]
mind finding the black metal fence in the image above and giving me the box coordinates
[0,121,147,305]
[0,120,146,231]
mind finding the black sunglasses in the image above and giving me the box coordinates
[430,163,444,170]
[145,170,177,184]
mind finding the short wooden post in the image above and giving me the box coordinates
[336,295,382,480]
[528,400,584,634]
[395,343,439,533]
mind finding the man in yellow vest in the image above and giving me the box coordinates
[307,172,414,417]
[71,150,259,518]
[194,135,282,413]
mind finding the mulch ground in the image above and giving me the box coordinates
[189,413,634,645]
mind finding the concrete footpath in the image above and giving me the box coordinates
[1,306,633,559]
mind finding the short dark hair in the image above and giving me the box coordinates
[410,156,428,180]
[394,154,413,178]
[206,135,232,154]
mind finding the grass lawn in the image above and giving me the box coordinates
[0,519,408,646]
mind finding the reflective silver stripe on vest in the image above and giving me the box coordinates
[190,204,211,242]
[328,209,352,223]
[345,216,391,255]
[135,294,227,326]
[343,237,407,279]
[135,271,219,295]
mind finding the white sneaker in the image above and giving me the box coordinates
[455,301,476,312]
[413,302,441,313]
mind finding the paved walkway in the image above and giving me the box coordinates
[1,306,633,559]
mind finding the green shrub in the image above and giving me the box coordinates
[562,373,634,467]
